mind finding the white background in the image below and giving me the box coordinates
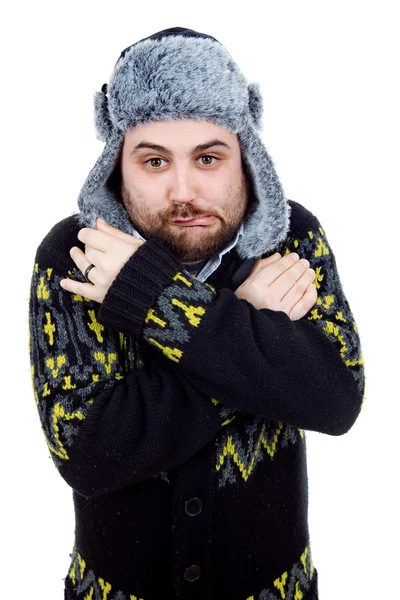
[1,1,398,598]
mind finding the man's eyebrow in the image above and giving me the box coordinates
[130,139,232,155]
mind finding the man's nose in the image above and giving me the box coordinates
[168,166,197,203]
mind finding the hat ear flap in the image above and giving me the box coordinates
[94,84,113,142]
[248,82,264,130]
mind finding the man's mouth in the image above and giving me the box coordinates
[171,216,217,226]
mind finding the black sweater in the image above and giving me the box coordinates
[28,199,365,600]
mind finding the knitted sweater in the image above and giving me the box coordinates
[28,199,365,600]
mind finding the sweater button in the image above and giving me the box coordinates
[185,497,203,516]
[184,565,201,582]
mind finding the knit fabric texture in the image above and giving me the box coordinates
[28,199,365,600]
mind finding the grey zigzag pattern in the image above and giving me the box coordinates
[215,416,302,489]
[67,553,135,600]
[252,563,316,600]
[66,546,316,600]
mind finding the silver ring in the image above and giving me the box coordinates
[84,264,95,283]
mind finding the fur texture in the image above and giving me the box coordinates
[77,30,291,259]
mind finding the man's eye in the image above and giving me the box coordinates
[145,158,167,168]
[198,155,218,166]
[144,156,218,168]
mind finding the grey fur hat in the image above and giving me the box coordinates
[77,26,291,259]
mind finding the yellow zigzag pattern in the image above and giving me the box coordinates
[68,551,144,600]
[68,545,313,600]
[246,545,314,600]
[216,421,304,480]
[44,401,90,460]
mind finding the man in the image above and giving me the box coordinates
[28,27,365,600]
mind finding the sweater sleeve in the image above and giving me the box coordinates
[98,214,366,437]
[28,245,236,499]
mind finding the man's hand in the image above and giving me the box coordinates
[60,218,145,303]
[234,252,317,320]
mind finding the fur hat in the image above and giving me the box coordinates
[76,26,291,259]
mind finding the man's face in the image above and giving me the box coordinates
[119,119,250,264]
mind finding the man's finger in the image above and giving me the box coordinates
[248,253,281,277]
[77,228,111,251]
[60,276,97,300]
[96,217,136,242]
[70,246,95,274]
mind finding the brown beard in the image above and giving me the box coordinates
[120,174,251,264]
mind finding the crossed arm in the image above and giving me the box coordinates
[29,214,365,497]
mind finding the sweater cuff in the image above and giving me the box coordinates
[98,238,183,338]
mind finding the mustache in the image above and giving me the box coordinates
[166,206,217,220]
